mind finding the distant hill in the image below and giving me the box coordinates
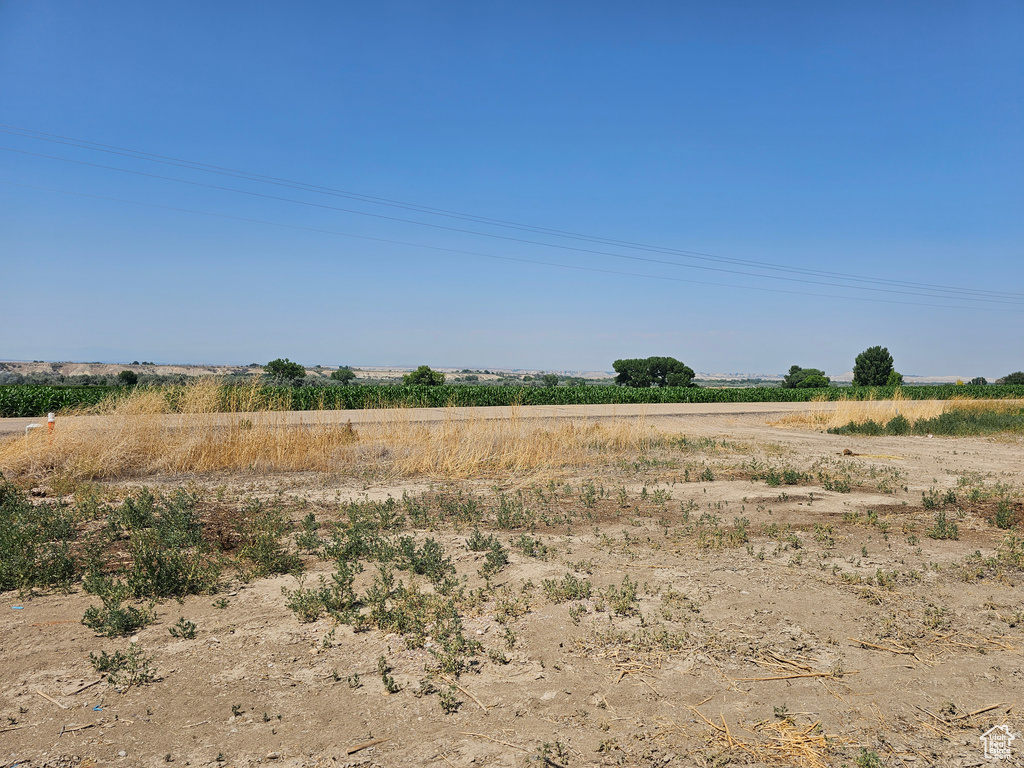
[0,361,996,385]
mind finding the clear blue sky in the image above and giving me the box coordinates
[1,1,1021,376]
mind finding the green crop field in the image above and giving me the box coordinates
[2,383,1023,419]
[0,385,118,418]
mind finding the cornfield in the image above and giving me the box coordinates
[3,382,1023,418]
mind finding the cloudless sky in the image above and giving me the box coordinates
[1,1,1021,376]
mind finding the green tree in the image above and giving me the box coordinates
[886,370,904,387]
[969,377,988,386]
[613,359,652,388]
[118,370,139,386]
[330,366,356,385]
[998,371,1024,385]
[782,366,830,389]
[852,346,895,387]
[541,373,560,388]
[263,358,306,385]
[613,357,695,388]
[403,365,445,386]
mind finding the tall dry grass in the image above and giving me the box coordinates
[0,381,663,484]
[776,390,1022,431]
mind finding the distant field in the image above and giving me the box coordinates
[2,382,1024,418]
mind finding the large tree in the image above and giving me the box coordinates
[330,366,356,385]
[998,371,1024,385]
[613,357,695,388]
[782,366,830,389]
[263,358,306,385]
[852,346,895,387]
[403,365,445,386]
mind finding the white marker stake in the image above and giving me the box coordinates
[47,412,55,433]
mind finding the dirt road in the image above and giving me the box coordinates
[0,400,836,438]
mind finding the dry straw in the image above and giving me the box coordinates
[0,380,663,484]
[775,390,1022,431]
[679,709,850,768]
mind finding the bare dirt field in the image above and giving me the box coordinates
[2,404,1023,768]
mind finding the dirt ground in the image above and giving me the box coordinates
[2,407,1023,768]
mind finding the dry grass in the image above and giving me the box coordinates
[778,393,954,436]
[663,711,851,768]
[0,381,665,485]
[772,391,1018,431]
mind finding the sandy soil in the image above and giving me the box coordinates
[2,406,1023,768]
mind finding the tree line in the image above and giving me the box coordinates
[9,350,1019,390]
[260,351,1024,389]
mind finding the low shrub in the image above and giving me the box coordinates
[237,501,303,578]
[0,477,79,592]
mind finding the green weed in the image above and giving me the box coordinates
[928,512,959,541]
[168,617,197,639]
[237,501,303,578]
[542,573,593,602]
[89,644,156,689]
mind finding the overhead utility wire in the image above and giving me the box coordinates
[6,178,1020,317]
[4,122,1019,301]
[3,145,1022,308]
[2,123,1021,302]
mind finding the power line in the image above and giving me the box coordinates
[2,123,1022,303]
[3,144,1023,308]
[5,178,1023,315]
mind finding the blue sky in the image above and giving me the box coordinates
[1,1,1021,376]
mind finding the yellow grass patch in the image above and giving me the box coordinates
[774,391,1024,431]
[0,381,664,484]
